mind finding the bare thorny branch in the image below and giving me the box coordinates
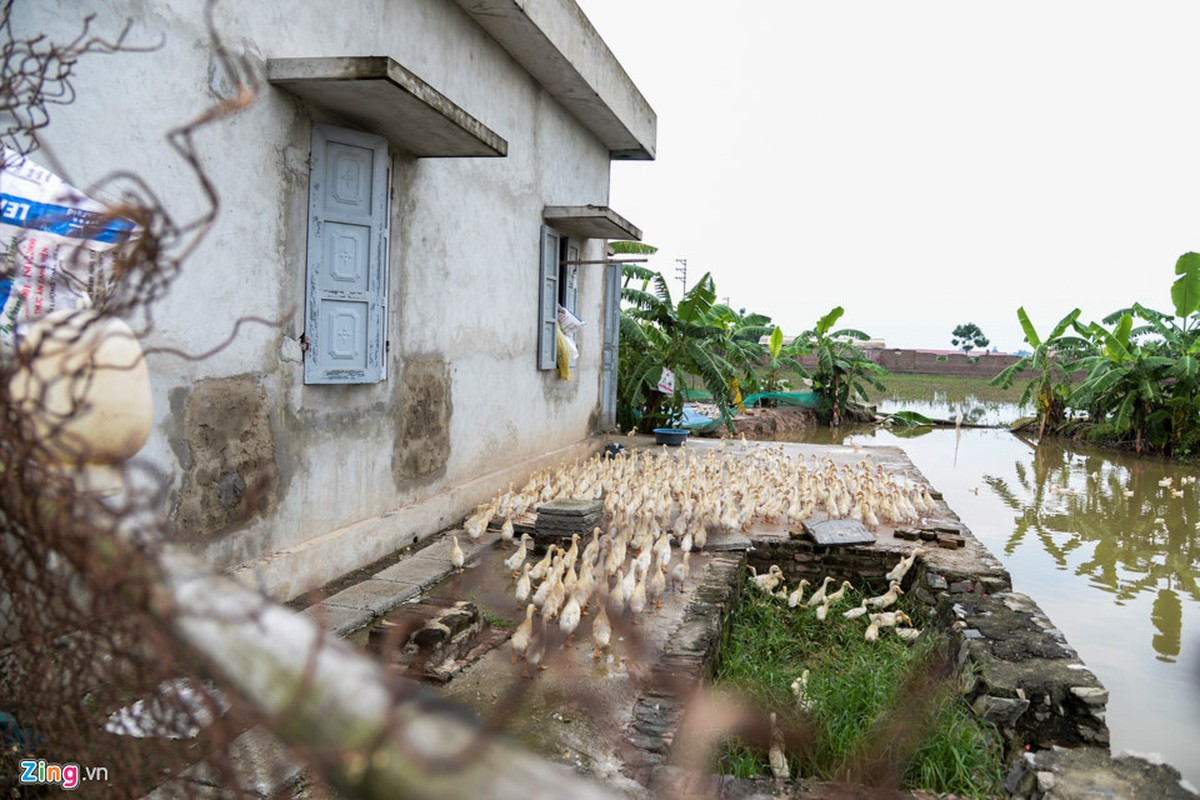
[0,2,279,797]
[0,4,617,798]
[1,3,960,798]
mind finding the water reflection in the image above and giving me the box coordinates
[766,405,1200,782]
[876,394,1030,427]
[1154,589,1182,662]
[983,438,1200,661]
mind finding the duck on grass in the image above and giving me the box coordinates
[714,571,1004,797]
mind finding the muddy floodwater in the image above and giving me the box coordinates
[773,396,1200,785]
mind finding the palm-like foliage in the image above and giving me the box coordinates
[1069,266,1200,455]
[989,307,1088,436]
[995,253,1200,455]
[752,325,812,402]
[617,265,753,430]
[1070,312,1179,453]
[791,307,885,426]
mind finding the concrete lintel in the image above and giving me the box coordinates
[267,56,508,158]
[544,204,642,241]
[452,0,656,160]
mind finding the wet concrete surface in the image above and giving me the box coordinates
[431,545,715,790]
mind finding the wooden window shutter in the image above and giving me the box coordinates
[537,225,561,370]
[304,124,390,384]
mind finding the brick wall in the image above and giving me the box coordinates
[798,348,1034,379]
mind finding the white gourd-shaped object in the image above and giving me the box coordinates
[10,309,152,493]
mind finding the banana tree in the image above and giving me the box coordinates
[617,267,748,431]
[1070,313,1177,453]
[748,324,813,405]
[792,306,884,426]
[1070,253,1200,454]
[989,307,1088,437]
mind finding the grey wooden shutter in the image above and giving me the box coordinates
[537,225,561,370]
[600,262,621,426]
[304,124,390,384]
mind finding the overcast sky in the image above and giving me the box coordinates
[574,1,1200,352]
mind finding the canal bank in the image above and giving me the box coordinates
[275,436,1196,798]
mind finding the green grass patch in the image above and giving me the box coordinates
[713,578,1004,796]
[876,372,1028,407]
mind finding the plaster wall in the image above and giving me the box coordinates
[10,0,634,596]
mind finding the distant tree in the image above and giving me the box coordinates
[951,323,990,354]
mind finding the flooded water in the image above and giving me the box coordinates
[774,402,1200,785]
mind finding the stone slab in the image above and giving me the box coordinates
[801,518,874,546]
[299,602,374,637]
[409,535,491,567]
[322,578,421,616]
[373,557,447,589]
[536,513,602,526]
[536,498,604,516]
[536,518,602,534]
[1005,747,1199,800]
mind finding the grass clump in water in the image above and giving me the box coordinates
[713,577,1003,797]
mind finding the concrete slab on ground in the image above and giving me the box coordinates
[322,577,423,615]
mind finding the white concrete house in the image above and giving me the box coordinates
[12,0,654,599]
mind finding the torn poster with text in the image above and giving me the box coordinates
[1,147,136,348]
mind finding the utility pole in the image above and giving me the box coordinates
[674,258,688,295]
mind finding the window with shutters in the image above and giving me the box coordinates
[536,226,579,371]
[303,124,390,384]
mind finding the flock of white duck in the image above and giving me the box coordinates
[747,546,925,642]
[448,442,940,677]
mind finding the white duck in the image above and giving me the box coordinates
[749,564,785,594]
[529,544,557,582]
[559,592,582,647]
[450,534,465,573]
[647,559,667,610]
[511,604,536,664]
[628,570,648,622]
[669,551,691,593]
[592,595,612,659]
[866,580,904,610]
[504,533,532,576]
[790,669,815,713]
[562,533,582,571]
[523,612,547,679]
[842,602,869,620]
[609,568,628,612]
[884,548,925,584]
[768,712,789,780]
[806,576,835,608]
[514,563,532,607]
[869,610,912,628]
[822,580,854,607]
[581,527,601,567]
[787,579,811,609]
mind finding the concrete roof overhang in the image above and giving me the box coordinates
[544,205,642,241]
[267,56,508,158]
[452,0,657,161]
